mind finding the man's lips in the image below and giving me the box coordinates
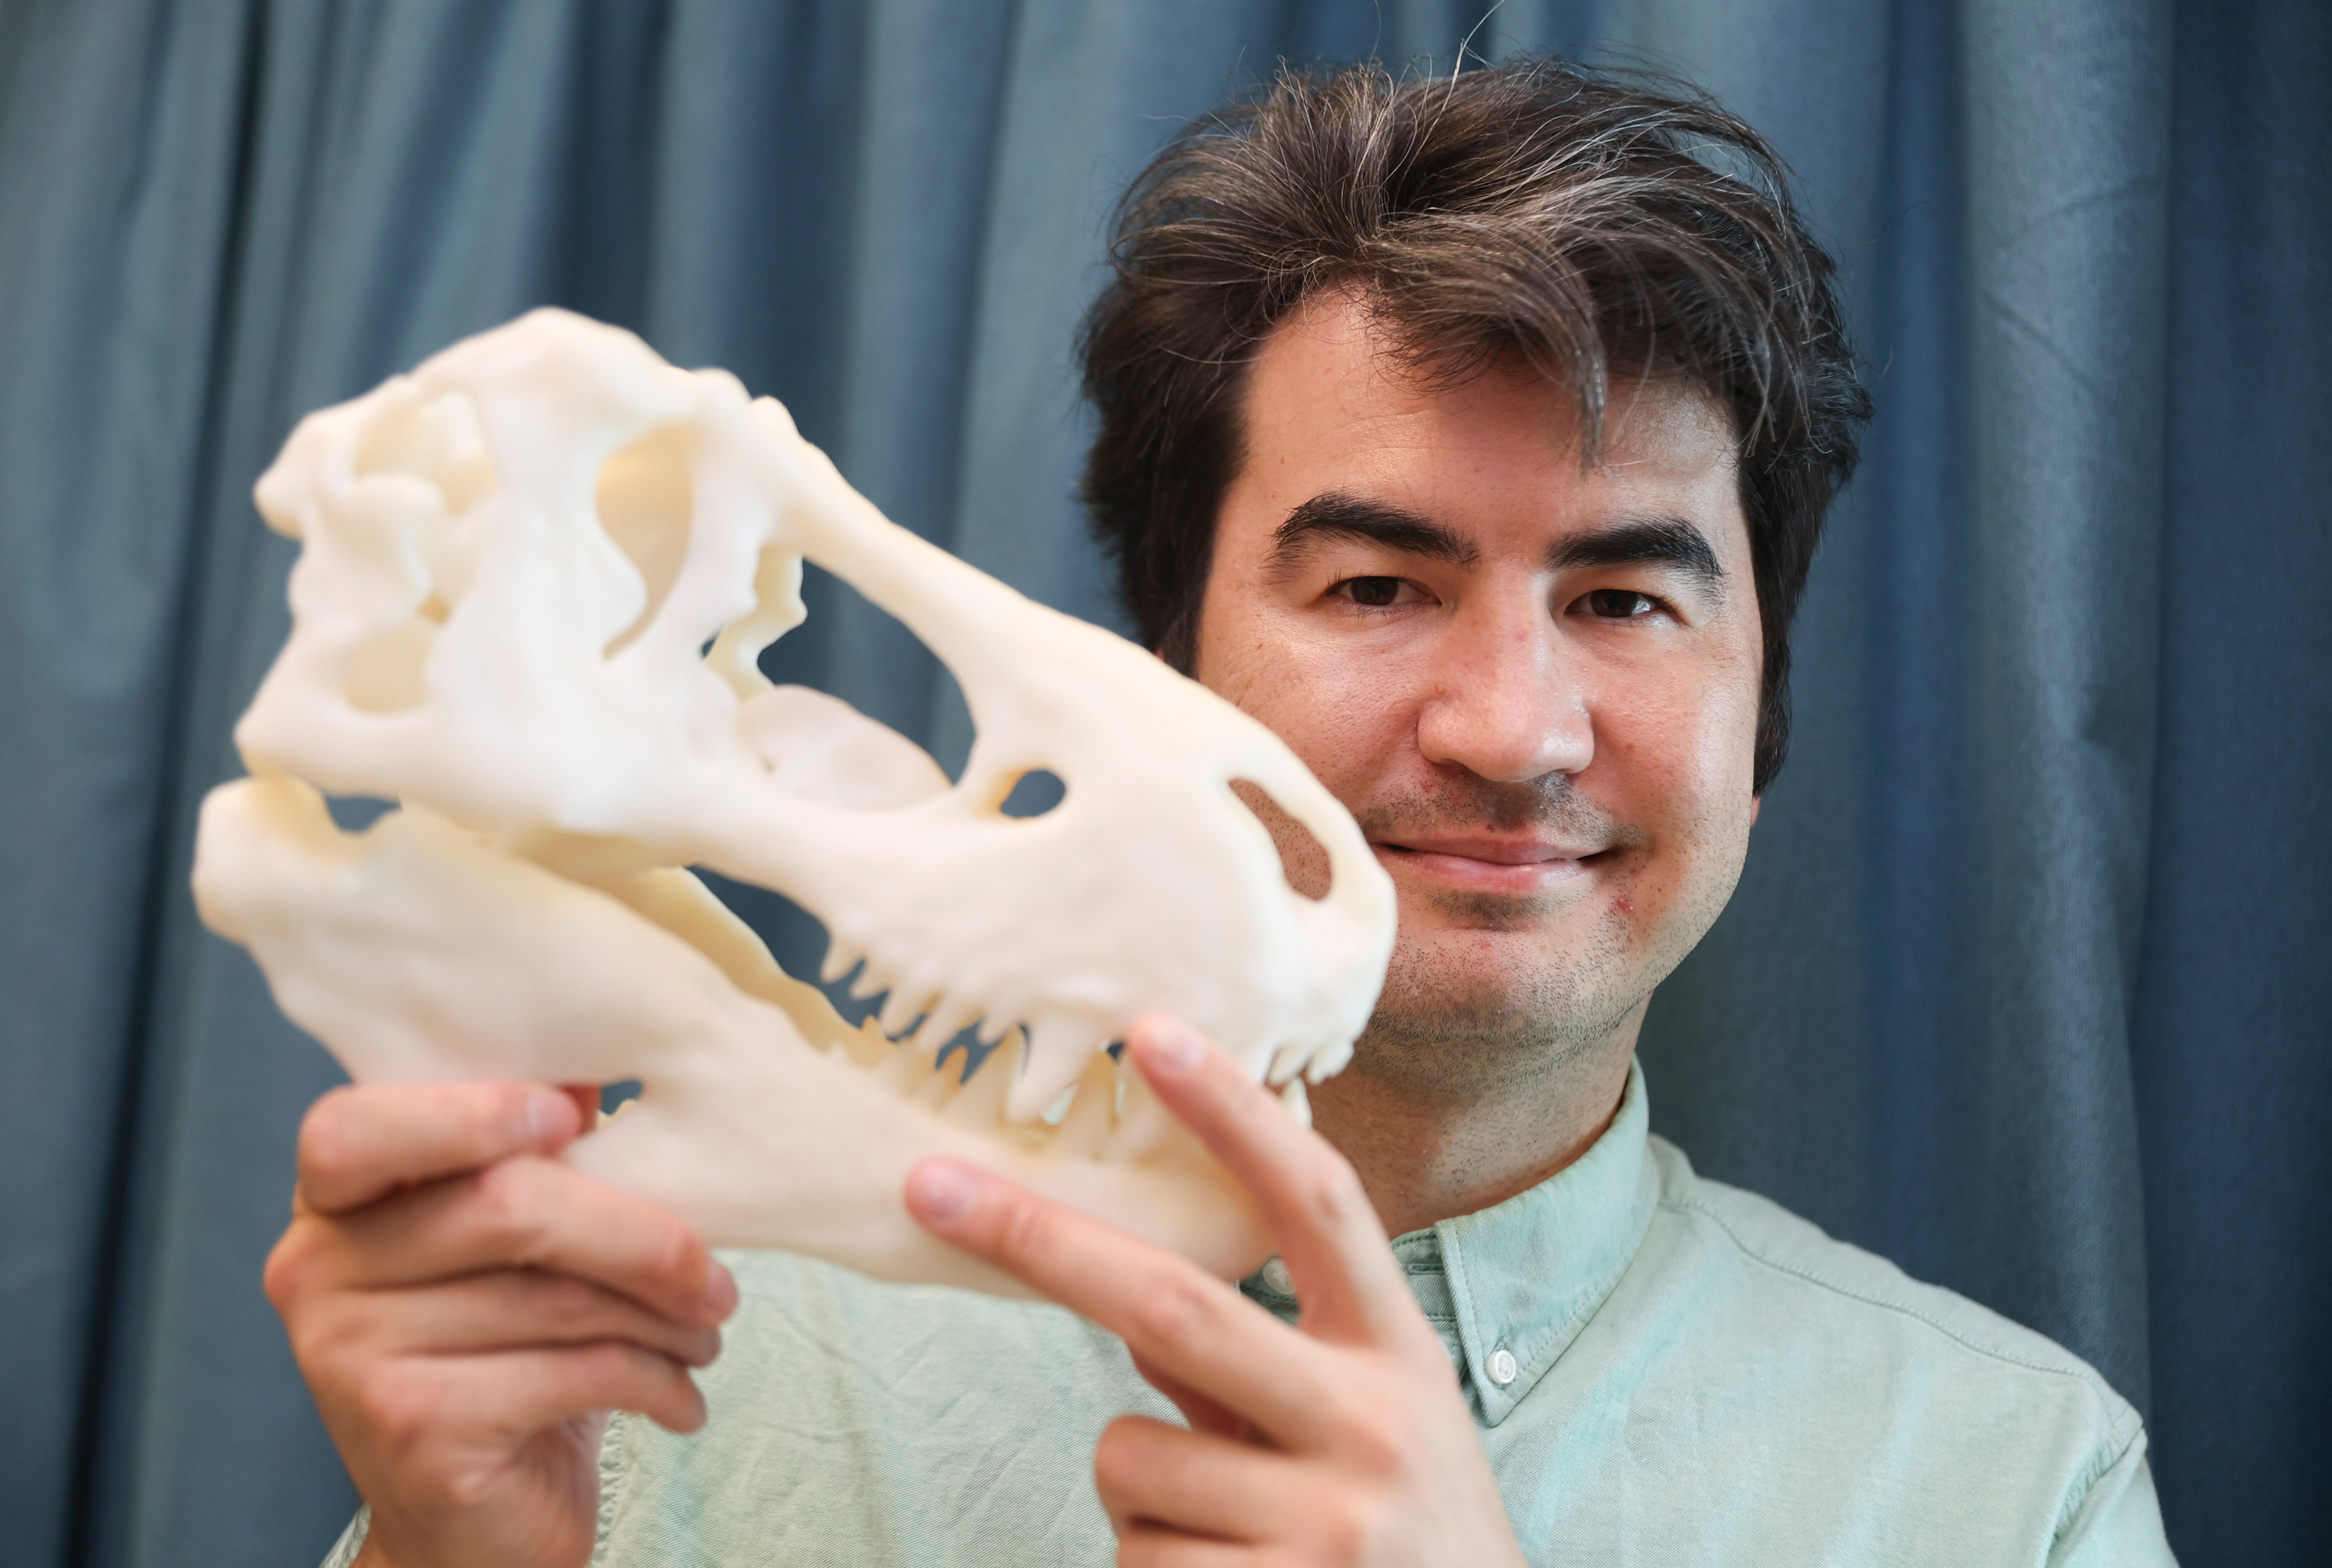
[1369,834,1611,894]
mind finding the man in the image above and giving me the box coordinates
[277,59,2175,1566]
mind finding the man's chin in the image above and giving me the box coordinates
[1401,888,1575,933]
[1350,934,1645,1099]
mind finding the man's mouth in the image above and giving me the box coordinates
[1369,833,1611,895]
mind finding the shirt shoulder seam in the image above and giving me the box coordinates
[1657,1193,2134,1436]
[2051,1409,2149,1551]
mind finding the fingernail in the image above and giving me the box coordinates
[905,1161,980,1228]
[701,1259,737,1319]
[1139,1019,1205,1076]
[524,1089,571,1146]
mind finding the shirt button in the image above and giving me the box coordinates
[1261,1256,1295,1296]
[1485,1348,1518,1386]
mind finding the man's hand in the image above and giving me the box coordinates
[264,1081,737,1568]
[905,1017,1528,1566]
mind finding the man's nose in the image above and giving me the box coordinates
[1414,596,1592,783]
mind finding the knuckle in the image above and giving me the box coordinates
[576,1337,644,1382]
[1323,1491,1384,1557]
[583,1339,679,1412]
[1342,1414,1410,1479]
[987,1192,1058,1267]
[291,1294,364,1373]
[294,1087,364,1192]
[1126,1273,1222,1354]
[533,1272,606,1333]
[1116,1536,1167,1568]
[466,1158,551,1259]
[1290,1157,1368,1233]
[641,1214,700,1291]
[351,1365,433,1451]
[404,1440,501,1515]
[1322,1382,1412,1470]
[455,1079,531,1150]
[260,1225,317,1312]
[1090,1418,1148,1491]
[435,1455,506,1512]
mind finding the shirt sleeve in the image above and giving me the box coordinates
[2047,1429,2178,1567]
[590,1410,634,1563]
[311,1414,634,1568]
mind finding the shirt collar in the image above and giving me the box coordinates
[1238,1056,1660,1427]
[1420,1054,1660,1426]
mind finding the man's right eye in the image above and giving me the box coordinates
[1339,576,1407,607]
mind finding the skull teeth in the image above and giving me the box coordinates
[808,999,1168,1154]
[1279,1076,1311,1127]
[909,997,980,1056]
[804,958,1329,1157]
[878,986,936,1039]
[938,1036,1017,1127]
[1305,1037,1354,1083]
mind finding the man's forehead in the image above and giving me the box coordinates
[1251,291,1730,447]
[1234,293,1744,561]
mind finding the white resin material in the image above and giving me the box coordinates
[192,309,1395,1294]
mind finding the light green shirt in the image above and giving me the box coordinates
[325,1061,2173,1565]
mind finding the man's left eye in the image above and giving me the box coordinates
[1582,589,1659,618]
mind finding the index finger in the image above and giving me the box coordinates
[295,1080,585,1214]
[1123,1016,1425,1351]
[905,1156,1349,1450]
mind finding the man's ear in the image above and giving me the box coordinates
[1748,795,1762,826]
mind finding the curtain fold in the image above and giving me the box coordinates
[1,2,2319,1562]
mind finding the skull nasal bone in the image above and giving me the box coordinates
[997,769,1066,819]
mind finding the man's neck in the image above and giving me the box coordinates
[1307,1031,1637,1240]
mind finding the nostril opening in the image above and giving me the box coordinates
[1230,780,1331,900]
[324,795,396,832]
[997,769,1066,819]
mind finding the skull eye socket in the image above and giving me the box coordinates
[596,424,696,658]
[1230,779,1331,901]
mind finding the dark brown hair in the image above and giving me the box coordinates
[1077,57,1870,794]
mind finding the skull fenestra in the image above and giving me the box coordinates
[192,309,1395,1295]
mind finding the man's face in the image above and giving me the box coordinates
[1193,294,1763,1098]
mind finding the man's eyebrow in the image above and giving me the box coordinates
[1266,492,1480,580]
[1548,515,1724,585]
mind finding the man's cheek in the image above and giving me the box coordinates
[1278,671,1421,806]
[1602,676,1749,817]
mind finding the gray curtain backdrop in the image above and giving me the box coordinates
[1,1,2321,1563]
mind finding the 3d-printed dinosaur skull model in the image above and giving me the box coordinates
[192,309,1395,1294]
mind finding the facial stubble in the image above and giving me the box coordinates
[1346,774,1678,1106]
